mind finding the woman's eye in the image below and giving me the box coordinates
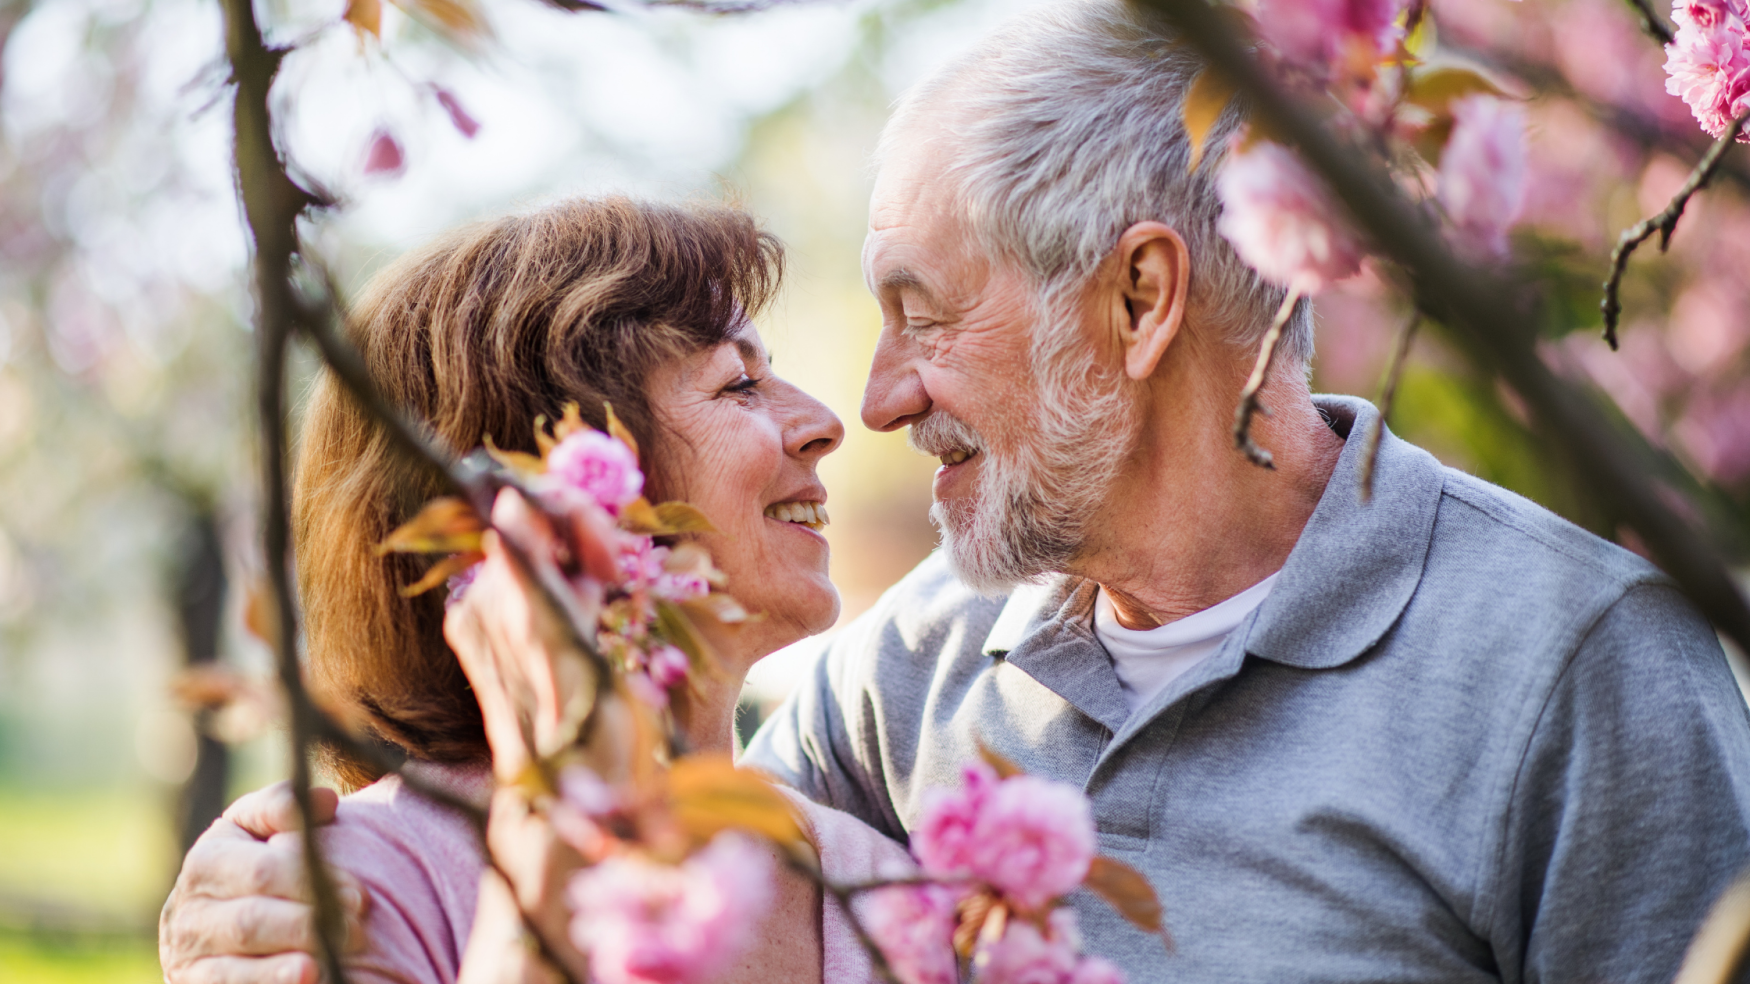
[724,375,763,395]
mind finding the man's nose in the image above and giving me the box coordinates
[860,326,930,433]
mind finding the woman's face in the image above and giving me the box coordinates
[645,322,844,666]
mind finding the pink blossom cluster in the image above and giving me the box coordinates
[540,428,645,517]
[1439,96,1530,260]
[979,910,1125,984]
[1254,0,1409,70]
[567,832,775,984]
[861,763,1119,984]
[912,763,1096,911]
[1664,0,1750,141]
[1215,139,1367,293]
[857,882,961,984]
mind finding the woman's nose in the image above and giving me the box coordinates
[787,386,844,460]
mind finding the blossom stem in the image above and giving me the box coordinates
[1601,108,1749,349]
[1620,0,1675,47]
[1358,313,1421,504]
[779,854,906,984]
[1232,288,1303,470]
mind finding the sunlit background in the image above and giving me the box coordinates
[2,0,1748,979]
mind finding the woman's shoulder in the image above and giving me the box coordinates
[321,760,491,984]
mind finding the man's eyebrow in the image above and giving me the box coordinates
[878,268,938,302]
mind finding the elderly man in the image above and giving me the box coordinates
[162,2,1750,983]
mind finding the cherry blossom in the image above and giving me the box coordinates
[977,910,1123,984]
[1439,96,1529,259]
[911,762,1096,912]
[858,883,961,984]
[1254,0,1408,70]
[1215,139,1367,293]
[1664,0,1750,141]
[543,428,644,516]
[966,774,1097,911]
[567,832,774,984]
[911,761,1000,878]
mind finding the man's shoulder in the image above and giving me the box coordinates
[1413,466,1695,654]
[821,551,1010,681]
[1431,467,1663,591]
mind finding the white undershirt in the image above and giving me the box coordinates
[1093,572,1281,715]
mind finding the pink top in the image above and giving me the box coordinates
[324,763,913,984]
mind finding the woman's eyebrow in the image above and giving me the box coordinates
[733,337,769,366]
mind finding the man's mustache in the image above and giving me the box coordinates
[908,411,987,459]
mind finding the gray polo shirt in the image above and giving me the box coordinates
[744,396,1750,984]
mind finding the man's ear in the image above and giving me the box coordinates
[1111,222,1190,381]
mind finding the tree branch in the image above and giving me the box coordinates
[1135,0,1750,656]
[1621,0,1675,47]
[1601,109,1749,349]
[1358,314,1420,503]
[217,0,351,978]
[1233,289,1301,469]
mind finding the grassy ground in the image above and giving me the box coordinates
[0,785,172,983]
[0,934,161,984]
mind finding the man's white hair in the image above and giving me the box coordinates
[878,0,1314,365]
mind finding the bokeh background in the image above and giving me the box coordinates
[1,0,1747,979]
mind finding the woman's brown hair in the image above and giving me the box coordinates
[293,197,782,789]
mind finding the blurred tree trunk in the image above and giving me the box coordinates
[175,506,229,857]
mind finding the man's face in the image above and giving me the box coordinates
[861,124,1140,592]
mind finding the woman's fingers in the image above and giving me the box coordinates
[222,782,339,839]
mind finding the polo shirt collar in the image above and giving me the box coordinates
[980,395,1444,722]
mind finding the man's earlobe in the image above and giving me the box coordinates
[1116,224,1191,381]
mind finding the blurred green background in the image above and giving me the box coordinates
[2,0,1747,980]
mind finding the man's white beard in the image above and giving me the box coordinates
[910,302,1140,595]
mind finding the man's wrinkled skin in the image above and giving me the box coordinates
[159,783,365,984]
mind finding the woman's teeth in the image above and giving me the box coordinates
[764,500,829,530]
[938,449,974,466]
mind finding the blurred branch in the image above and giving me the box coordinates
[1358,314,1420,503]
[1621,0,1675,47]
[1445,40,1750,195]
[1134,0,1750,655]
[1602,109,1749,349]
[1233,290,1300,469]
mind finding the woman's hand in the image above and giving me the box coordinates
[445,487,611,984]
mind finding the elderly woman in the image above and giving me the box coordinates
[160,196,909,984]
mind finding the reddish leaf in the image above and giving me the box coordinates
[363,129,405,176]
[667,753,806,849]
[376,497,484,555]
[433,87,480,138]
[1183,68,1236,173]
[1084,855,1172,947]
[344,0,382,38]
[604,402,639,463]
[399,550,485,598]
[976,739,1024,779]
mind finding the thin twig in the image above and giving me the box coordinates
[1621,0,1675,46]
[1358,314,1420,503]
[1232,289,1302,469]
[779,854,905,984]
[1601,109,1749,349]
[1140,0,1750,657]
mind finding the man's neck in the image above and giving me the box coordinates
[1072,359,1345,630]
